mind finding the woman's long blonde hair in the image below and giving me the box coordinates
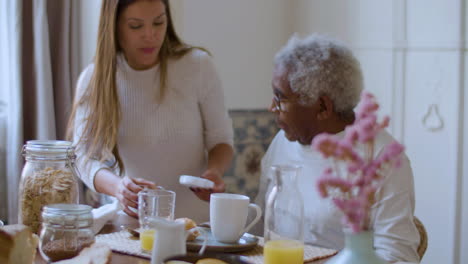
[67,0,204,173]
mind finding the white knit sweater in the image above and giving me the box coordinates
[73,50,233,222]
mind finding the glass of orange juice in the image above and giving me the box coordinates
[264,239,304,264]
[138,187,176,252]
[140,229,156,252]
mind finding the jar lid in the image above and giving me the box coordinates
[24,140,75,160]
[25,140,74,153]
[42,204,93,228]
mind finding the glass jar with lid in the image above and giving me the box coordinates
[18,140,80,234]
[39,204,95,262]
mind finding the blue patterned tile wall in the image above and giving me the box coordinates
[225,109,279,199]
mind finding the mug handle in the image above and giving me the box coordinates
[242,203,262,235]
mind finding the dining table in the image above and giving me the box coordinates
[34,212,330,264]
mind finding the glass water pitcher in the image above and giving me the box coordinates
[264,164,305,264]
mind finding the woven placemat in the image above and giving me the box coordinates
[96,231,337,264]
[96,231,152,258]
[243,238,337,264]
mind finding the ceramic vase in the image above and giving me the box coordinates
[325,231,387,264]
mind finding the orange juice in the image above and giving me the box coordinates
[140,229,156,252]
[264,239,304,264]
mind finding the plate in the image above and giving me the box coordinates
[179,175,215,189]
[164,253,251,264]
[187,227,259,253]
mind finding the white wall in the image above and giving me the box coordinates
[177,0,293,109]
[462,50,468,264]
[405,2,463,263]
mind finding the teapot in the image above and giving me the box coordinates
[149,218,207,264]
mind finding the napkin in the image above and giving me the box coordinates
[92,198,122,234]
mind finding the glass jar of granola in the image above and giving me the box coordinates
[18,140,80,234]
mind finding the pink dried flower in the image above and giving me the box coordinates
[355,92,379,120]
[317,176,353,198]
[333,198,367,232]
[380,116,390,129]
[344,126,359,145]
[355,116,378,143]
[377,142,405,165]
[312,134,340,158]
[336,140,358,161]
[313,133,364,168]
[314,91,404,233]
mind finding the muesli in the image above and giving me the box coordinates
[19,167,75,234]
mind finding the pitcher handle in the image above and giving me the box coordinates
[242,203,262,235]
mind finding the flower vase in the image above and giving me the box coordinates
[325,231,387,264]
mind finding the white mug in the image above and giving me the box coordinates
[210,193,262,243]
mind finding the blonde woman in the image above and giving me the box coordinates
[68,0,233,222]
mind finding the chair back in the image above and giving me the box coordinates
[414,216,428,259]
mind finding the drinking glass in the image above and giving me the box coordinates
[138,187,176,253]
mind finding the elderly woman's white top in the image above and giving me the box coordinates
[72,50,233,222]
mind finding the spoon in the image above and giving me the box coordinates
[121,225,140,238]
[198,222,211,228]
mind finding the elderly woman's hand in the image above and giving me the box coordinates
[190,168,225,202]
[115,176,156,218]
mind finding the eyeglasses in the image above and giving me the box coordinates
[272,95,287,112]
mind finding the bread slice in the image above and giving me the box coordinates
[195,259,228,264]
[54,243,111,264]
[175,217,200,241]
[0,224,38,264]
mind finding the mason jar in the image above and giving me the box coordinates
[18,140,80,234]
[39,204,95,262]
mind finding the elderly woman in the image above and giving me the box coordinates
[67,0,233,222]
[254,34,421,263]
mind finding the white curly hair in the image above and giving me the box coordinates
[274,33,363,119]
